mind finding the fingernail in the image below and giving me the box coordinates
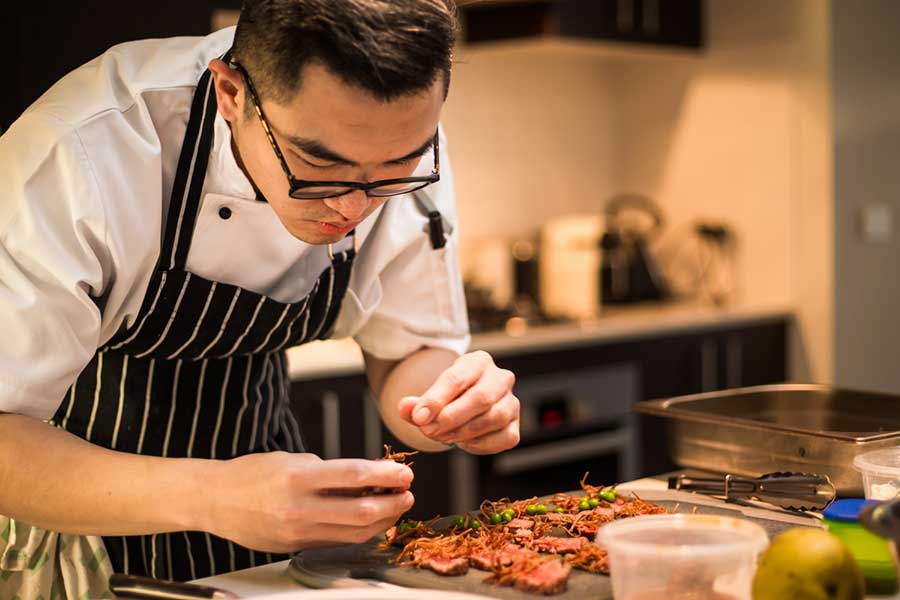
[404,491,415,508]
[413,406,432,425]
[399,468,414,485]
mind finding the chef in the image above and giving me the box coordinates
[0,0,520,595]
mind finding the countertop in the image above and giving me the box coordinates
[286,302,792,381]
[192,475,899,599]
[190,478,670,597]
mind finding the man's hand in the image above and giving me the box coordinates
[397,351,520,455]
[207,452,414,553]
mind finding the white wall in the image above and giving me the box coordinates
[790,0,834,384]
[442,1,809,311]
[443,1,900,392]
[614,0,800,310]
[832,0,900,392]
[441,39,625,278]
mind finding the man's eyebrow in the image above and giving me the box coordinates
[284,134,435,167]
[385,136,436,165]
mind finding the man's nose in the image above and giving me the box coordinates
[324,190,369,221]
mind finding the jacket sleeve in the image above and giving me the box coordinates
[0,111,112,420]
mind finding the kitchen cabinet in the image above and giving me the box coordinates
[461,0,704,48]
[3,0,241,131]
[291,316,787,519]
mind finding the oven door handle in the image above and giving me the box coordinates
[493,430,632,476]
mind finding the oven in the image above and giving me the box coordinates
[449,361,642,512]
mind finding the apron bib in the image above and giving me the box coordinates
[1,63,355,597]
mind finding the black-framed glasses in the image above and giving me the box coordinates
[231,61,440,200]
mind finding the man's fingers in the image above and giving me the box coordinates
[306,514,404,546]
[309,458,413,490]
[423,367,515,435]
[458,420,520,455]
[436,393,519,444]
[398,396,418,423]
[316,490,414,528]
[410,352,492,426]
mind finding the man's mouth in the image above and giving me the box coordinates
[314,220,357,235]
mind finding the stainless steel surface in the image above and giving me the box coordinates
[669,472,836,511]
[109,573,239,599]
[635,384,900,496]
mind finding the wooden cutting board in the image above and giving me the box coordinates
[288,489,823,599]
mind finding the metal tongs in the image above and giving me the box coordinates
[668,472,836,511]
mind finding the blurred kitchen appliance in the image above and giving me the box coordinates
[539,213,605,320]
[635,384,900,496]
[601,194,671,305]
[512,239,540,306]
[467,237,515,309]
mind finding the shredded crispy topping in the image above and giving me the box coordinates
[382,444,419,466]
[387,471,667,594]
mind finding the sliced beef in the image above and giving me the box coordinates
[513,558,572,595]
[513,528,534,542]
[575,521,604,540]
[496,543,531,567]
[544,513,570,523]
[469,550,495,571]
[593,506,615,519]
[423,556,470,576]
[507,518,534,530]
[532,536,585,554]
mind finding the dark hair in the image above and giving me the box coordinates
[232,0,457,105]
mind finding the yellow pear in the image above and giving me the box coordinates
[752,528,864,600]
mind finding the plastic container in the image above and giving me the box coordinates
[595,514,768,600]
[854,448,900,500]
[824,498,898,595]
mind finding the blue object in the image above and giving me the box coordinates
[823,498,880,523]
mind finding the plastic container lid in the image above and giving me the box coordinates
[823,498,880,523]
[596,513,769,558]
[853,447,900,478]
[596,514,768,600]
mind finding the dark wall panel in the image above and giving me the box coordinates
[3,1,240,131]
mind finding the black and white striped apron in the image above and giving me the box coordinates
[48,64,355,581]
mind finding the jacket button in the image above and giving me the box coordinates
[218,206,232,220]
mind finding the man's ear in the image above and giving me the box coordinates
[208,58,244,123]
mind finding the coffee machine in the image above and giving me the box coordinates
[600,194,671,305]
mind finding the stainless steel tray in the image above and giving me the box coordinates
[634,383,900,496]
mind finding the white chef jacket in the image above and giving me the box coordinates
[0,27,470,421]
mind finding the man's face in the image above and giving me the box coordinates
[227,63,445,245]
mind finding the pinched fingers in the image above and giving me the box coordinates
[310,514,404,546]
[316,490,415,528]
[432,393,519,444]
[457,420,521,455]
[310,458,413,492]
[422,367,516,437]
[407,351,493,427]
